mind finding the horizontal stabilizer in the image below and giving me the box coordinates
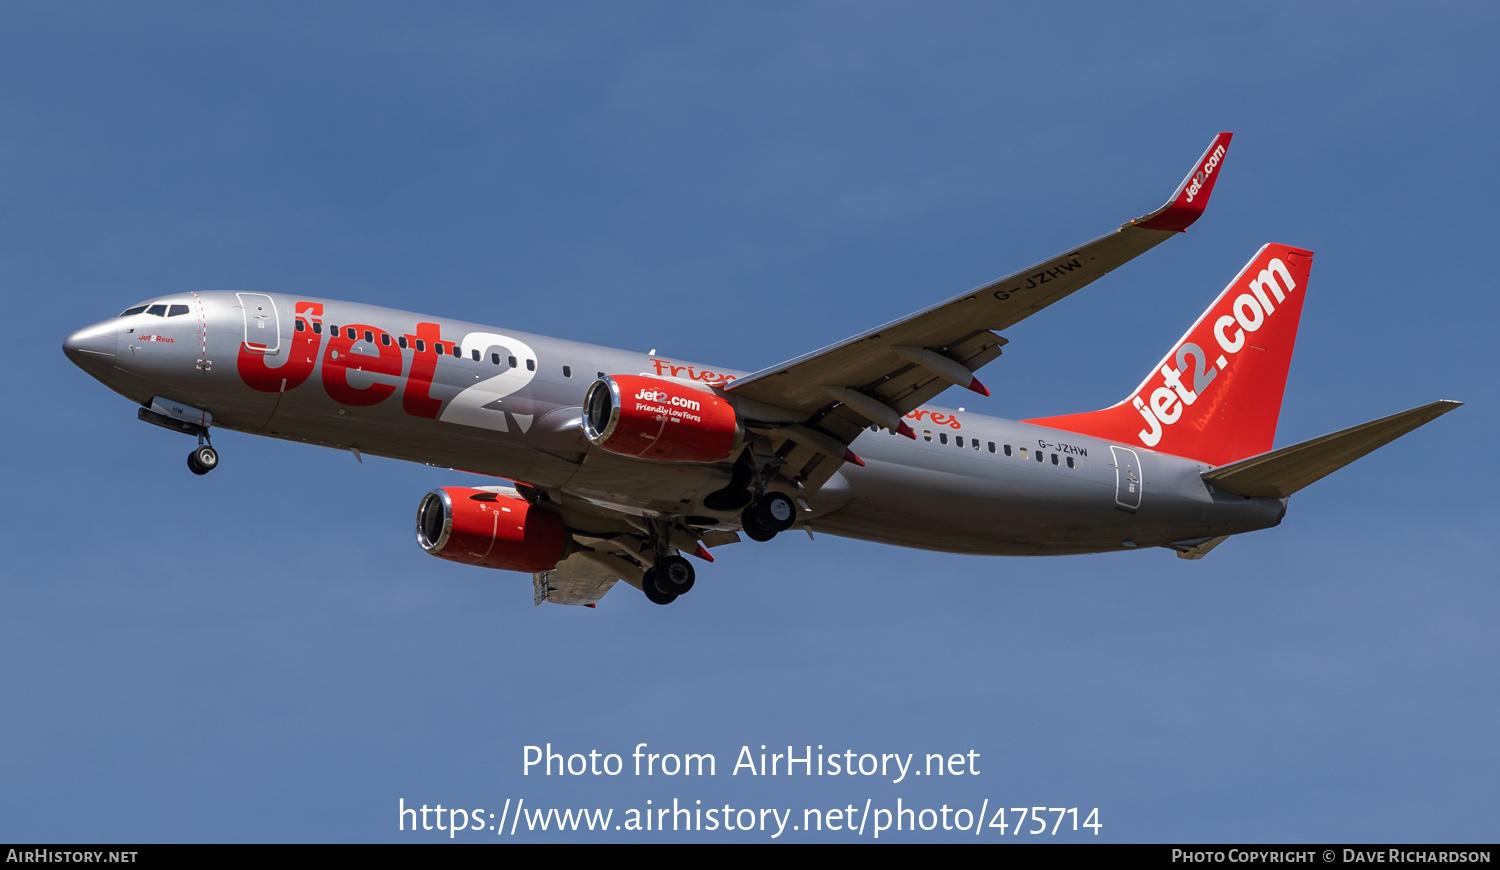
[1201,400,1462,499]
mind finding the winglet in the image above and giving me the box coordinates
[1135,132,1233,233]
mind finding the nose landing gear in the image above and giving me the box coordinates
[137,400,220,475]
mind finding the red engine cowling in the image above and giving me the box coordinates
[416,486,566,572]
[582,374,742,463]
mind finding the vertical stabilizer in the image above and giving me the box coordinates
[1025,244,1313,466]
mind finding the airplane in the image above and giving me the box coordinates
[62,132,1460,607]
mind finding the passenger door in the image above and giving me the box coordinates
[1110,445,1143,512]
[237,293,281,355]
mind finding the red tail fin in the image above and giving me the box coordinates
[1024,244,1313,466]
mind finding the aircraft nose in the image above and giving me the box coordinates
[63,320,117,380]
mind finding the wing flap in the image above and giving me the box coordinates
[1201,400,1461,499]
[533,552,622,607]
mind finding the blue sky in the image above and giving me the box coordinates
[2,3,1495,842]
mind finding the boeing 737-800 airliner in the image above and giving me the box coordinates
[62,133,1459,607]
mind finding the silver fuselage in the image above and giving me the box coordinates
[64,291,1285,556]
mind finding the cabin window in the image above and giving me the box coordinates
[563,365,572,378]
[1036,451,1045,463]
[973,439,981,451]
[363,330,373,343]
[923,430,933,442]
[397,335,407,349]
[119,305,149,317]
[1019,447,1028,459]
[294,320,305,332]
[956,436,964,448]
[1067,456,1076,469]
[870,425,878,433]
[415,339,426,352]
[381,333,391,346]
[508,355,517,368]
[939,433,949,445]
[1051,453,1059,465]
[434,343,444,355]
[451,344,461,358]
[491,352,501,365]
[168,304,189,317]
[472,349,481,361]
[526,359,535,371]
[988,441,996,453]
[347,327,356,339]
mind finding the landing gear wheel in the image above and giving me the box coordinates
[740,505,777,543]
[654,555,696,595]
[187,445,219,475]
[753,491,797,533]
[640,568,678,606]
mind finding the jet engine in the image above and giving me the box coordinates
[416,486,566,572]
[582,375,742,463]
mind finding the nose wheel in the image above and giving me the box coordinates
[187,443,219,475]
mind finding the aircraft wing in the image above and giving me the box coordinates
[723,133,1233,490]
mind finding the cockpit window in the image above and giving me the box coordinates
[168,304,190,317]
[146,304,168,316]
[119,305,149,317]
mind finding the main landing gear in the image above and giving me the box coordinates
[740,491,797,542]
[641,554,696,606]
[187,435,219,475]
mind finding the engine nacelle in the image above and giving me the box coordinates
[582,374,742,463]
[416,486,566,572]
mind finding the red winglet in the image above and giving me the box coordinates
[843,448,866,467]
[967,376,991,397]
[1135,132,1233,233]
[690,543,715,563]
[896,420,917,440]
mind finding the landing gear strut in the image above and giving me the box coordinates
[187,435,219,476]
